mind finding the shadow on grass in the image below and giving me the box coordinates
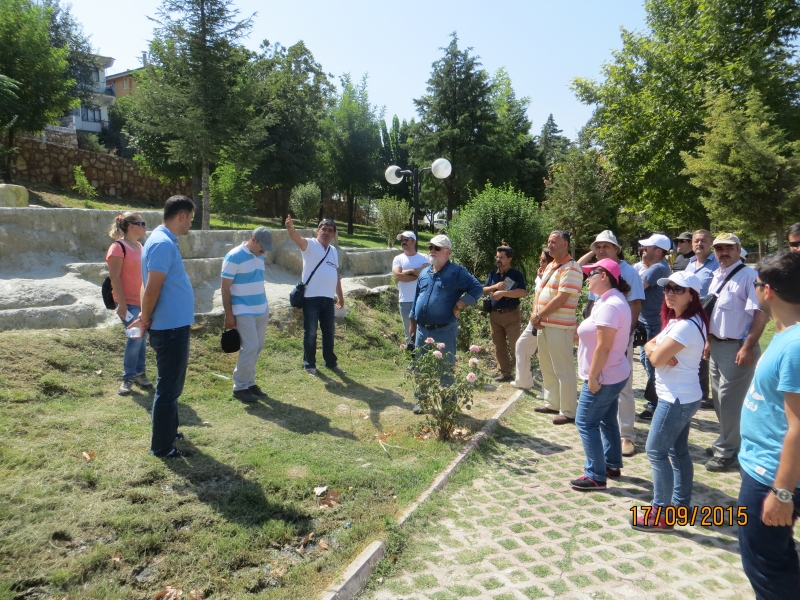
[317,370,414,431]
[244,393,357,440]
[130,393,206,427]
[161,440,311,528]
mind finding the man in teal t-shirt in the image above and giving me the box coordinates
[737,250,800,600]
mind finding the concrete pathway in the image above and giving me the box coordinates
[360,361,797,600]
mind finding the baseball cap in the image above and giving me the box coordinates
[657,271,703,294]
[252,227,274,252]
[674,231,693,241]
[397,231,416,241]
[712,232,741,247]
[429,234,452,248]
[220,328,241,353]
[638,234,672,252]
[582,258,622,281]
[590,230,621,252]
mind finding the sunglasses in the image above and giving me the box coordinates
[129,221,146,227]
[588,269,604,277]
[428,244,442,251]
[400,237,414,242]
[664,284,687,295]
[753,280,777,291]
[789,241,800,248]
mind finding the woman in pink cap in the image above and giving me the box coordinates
[633,270,709,531]
[571,258,633,491]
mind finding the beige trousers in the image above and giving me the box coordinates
[538,326,577,418]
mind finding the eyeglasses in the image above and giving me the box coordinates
[664,284,687,295]
[588,269,604,277]
[753,281,776,291]
[129,221,146,227]
[789,241,800,248]
[400,237,413,242]
[428,245,442,251]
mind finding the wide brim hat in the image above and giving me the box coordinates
[590,230,621,253]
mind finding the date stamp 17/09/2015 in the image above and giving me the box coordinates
[631,505,748,527]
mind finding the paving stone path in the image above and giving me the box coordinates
[361,362,800,600]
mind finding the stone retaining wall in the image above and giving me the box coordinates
[10,138,191,201]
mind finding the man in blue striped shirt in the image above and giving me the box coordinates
[221,227,274,403]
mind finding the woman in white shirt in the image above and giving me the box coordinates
[634,271,709,531]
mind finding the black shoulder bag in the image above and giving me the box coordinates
[289,246,331,309]
[101,240,126,310]
[701,263,745,317]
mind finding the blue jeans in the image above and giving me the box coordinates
[645,398,700,506]
[576,378,628,482]
[415,321,458,386]
[399,302,413,347]
[640,321,662,409]
[738,470,800,600]
[118,304,147,380]
[148,326,190,456]
[303,297,337,369]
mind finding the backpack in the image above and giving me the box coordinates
[102,241,126,310]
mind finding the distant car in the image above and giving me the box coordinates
[434,219,447,230]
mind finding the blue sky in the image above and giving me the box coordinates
[68,0,647,139]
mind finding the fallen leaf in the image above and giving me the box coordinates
[188,591,205,600]
[81,451,95,462]
[153,587,183,600]
[361,412,369,420]
[271,564,286,577]
[298,532,313,550]
[111,551,122,567]
[313,485,328,497]
[327,490,342,504]
[319,540,330,551]
[94,370,102,375]
[202,421,210,425]
[422,427,431,433]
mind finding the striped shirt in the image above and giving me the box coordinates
[708,260,760,340]
[221,243,268,316]
[536,256,582,329]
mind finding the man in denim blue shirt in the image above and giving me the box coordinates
[409,234,483,414]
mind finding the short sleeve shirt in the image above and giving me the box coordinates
[392,252,430,303]
[654,316,707,403]
[708,261,761,340]
[739,324,800,488]
[141,225,194,330]
[301,238,340,299]
[221,243,268,316]
[105,239,143,307]
[638,260,671,324]
[484,268,526,310]
[576,288,632,384]
[535,257,582,329]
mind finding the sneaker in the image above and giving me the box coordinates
[117,380,134,396]
[248,385,268,398]
[175,431,185,441]
[570,475,607,491]
[700,399,714,410]
[533,405,559,415]
[705,456,738,472]
[606,468,621,479]
[305,368,317,375]
[133,373,153,388]
[621,439,636,456]
[493,374,513,382]
[631,507,674,532]
[552,414,575,425]
[510,381,531,390]
[233,389,260,403]
[162,448,192,459]
[638,407,654,420]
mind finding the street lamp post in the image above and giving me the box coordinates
[385,158,452,238]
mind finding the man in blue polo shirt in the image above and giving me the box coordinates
[129,195,195,459]
[221,227,274,403]
[737,250,800,599]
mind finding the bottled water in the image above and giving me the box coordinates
[126,327,142,339]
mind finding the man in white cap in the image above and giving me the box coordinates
[635,233,673,420]
[408,234,483,414]
[221,227,274,403]
[705,232,768,472]
[392,231,430,350]
[578,230,645,456]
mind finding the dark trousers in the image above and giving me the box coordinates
[640,321,662,408]
[698,357,710,399]
[303,296,337,369]
[738,470,800,600]
[148,326,191,457]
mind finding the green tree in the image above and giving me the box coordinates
[289,182,322,226]
[0,0,74,180]
[251,41,334,191]
[573,0,800,230]
[210,154,257,227]
[125,0,266,229]
[543,146,617,255]
[682,91,800,244]
[447,184,546,279]
[322,73,382,236]
[411,33,497,220]
[536,114,571,169]
[379,115,413,203]
[374,196,412,248]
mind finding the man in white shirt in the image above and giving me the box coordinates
[705,233,769,472]
[286,216,345,375]
[392,231,429,350]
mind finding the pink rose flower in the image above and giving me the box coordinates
[469,357,479,367]
[433,350,443,359]
[466,372,477,383]
[469,344,481,352]
[436,342,446,349]
[425,337,435,344]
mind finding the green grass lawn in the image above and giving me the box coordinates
[0,298,485,599]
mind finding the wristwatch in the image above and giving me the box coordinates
[770,487,795,503]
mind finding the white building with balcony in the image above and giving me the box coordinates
[60,55,116,133]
